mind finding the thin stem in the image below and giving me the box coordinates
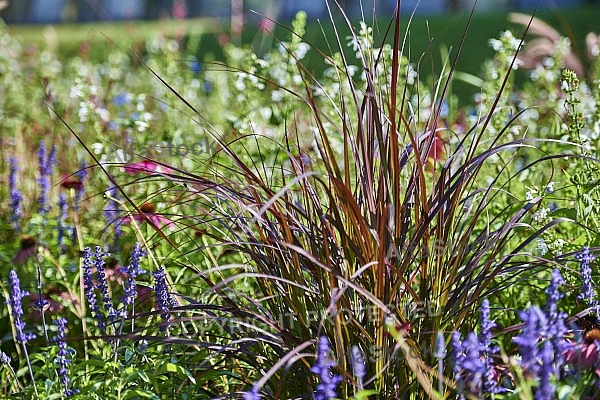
[20,344,38,398]
[35,258,49,344]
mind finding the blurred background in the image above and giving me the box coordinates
[1,0,597,25]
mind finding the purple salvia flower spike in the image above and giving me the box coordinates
[8,157,23,232]
[53,318,79,397]
[103,186,123,246]
[479,299,499,394]
[351,345,365,389]
[545,269,569,368]
[93,246,117,326]
[461,332,485,396]
[0,351,10,365]
[311,336,342,400]
[153,266,174,331]
[536,340,555,400]
[576,247,597,316]
[8,270,36,344]
[513,306,547,377]
[82,247,104,332]
[37,141,57,215]
[434,332,446,396]
[120,243,147,306]
[451,331,465,400]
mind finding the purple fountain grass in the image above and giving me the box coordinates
[53,318,79,397]
[8,157,23,232]
[311,336,342,400]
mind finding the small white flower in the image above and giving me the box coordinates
[532,207,549,223]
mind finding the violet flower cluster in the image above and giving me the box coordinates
[82,247,104,331]
[152,266,176,331]
[82,246,117,333]
[93,246,118,326]
[37,140,57,215]
[351,345,366,390]
[57,193,69,249]
[8,157,23,232]
[479,298,500,395]
[450,298,499,398]
[511,269,570,399]
[53,318,79,397]
[0,351,10,365]
[120,243,147,307]
[576,247,597,317]
[311,336,342,400]
[8,270,36,344]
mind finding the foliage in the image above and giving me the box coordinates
[0,2,600,399]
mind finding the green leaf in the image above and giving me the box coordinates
[551,207,577,220]
[122,389,161,400]
[353,389,379,399]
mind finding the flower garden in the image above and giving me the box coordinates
[0,3,599,399]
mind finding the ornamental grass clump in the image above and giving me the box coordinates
[62,1,599,397]
[1,1,600,398]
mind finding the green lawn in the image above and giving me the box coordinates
[5,4,600,102]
